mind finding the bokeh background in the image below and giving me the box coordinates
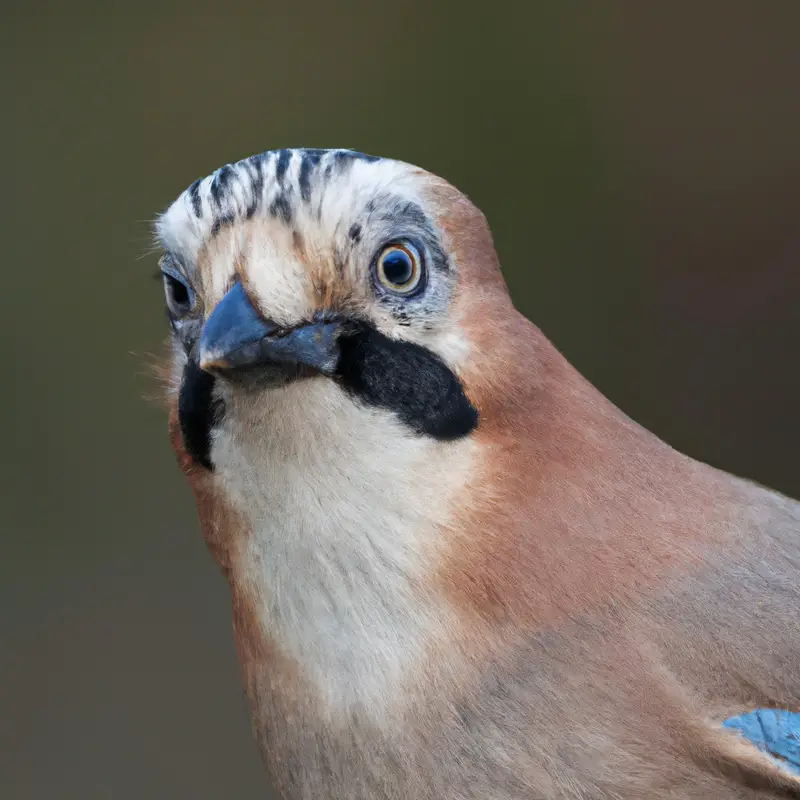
[3,2,800,797]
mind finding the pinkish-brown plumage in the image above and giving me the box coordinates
[156,149,800,798]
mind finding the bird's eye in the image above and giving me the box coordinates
[162,271,194,318]
[375,242,423,294]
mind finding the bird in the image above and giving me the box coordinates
[154,148,800,798]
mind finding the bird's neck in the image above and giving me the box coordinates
[211,376,479,715]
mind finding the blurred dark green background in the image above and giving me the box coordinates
[3,2,799,797]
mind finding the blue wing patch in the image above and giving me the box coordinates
[724,710,800,774]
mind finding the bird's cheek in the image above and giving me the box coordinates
[168,401,239,576]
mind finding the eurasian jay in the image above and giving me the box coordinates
[154,148,800,798]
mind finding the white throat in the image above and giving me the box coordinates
[211,376,476,715]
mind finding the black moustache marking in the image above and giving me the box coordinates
[336,325,479,440]
[175,323,477,459]
[178,358,224,471]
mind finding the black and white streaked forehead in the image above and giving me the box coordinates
[156,148,450,278]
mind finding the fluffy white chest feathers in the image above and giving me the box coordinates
[210,376,475,714]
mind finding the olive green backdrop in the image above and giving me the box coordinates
[3,2,799,798]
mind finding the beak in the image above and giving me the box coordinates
[198,281,342,376]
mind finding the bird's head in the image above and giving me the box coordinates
[156,149,519,482]
[154,149,542,712]
[153,150,555,706]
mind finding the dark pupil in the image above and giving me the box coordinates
[166,274,189,308]
[383,250,413,285]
